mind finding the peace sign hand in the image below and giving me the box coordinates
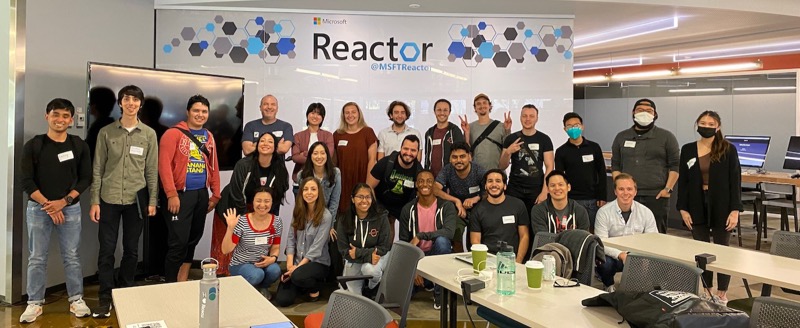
[507,137,523,154]
[459,115,470,133]
[503,111,513,132]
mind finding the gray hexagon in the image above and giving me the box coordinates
[516,57,524,63]
[463,47,474,60]
[229,46,248,63]
[471,35,486,48]
[222,22,237,36]
[214,53,224,58]
[516,21,525,30]
[467,24,479,38]
[180,27,196,41]
[447,53,456,62]
[556,45,565,53]
[214,15,224,24]
[188,43,203,56]
[171,38,180,47]
[535,48,550,62]
[493,51,510,67]
[267,42,280,56]
[508,42,526,60]
[263,20,276,33]
[543,34,556,47]
[556,38,573,52]
[538,25,556,39]
[492,44,500,52]
[256,30,270,43]
[503,27,518,41]
[213,37,233,55]
[239,39,248,47]
[475,55,483,63]
[287,50,296,59]
[258,50,268,59]
[560,26,573,39]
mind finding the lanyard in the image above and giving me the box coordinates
[355,216,369,248]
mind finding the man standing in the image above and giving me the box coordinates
[530,170,590,236]
[90,85,159,318]
[460,93,511,170]
[19,99,92,323]
[611,99,679,233]
[159,95,222,283]
[367,135,423,236]
[241,94,294,156]
[594,173,658,292]
[434,142,486,252]
[377,100,421,160]
[399,170,457,310]
[500,104,554,214]
[423,99,465,178]
[469,169,529,263]
[555,112,607,230]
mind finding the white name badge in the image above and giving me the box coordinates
[624,140,636,148]
[57,151,74,162]
[468,186,480,194]
[273,131,283,138]
[432,139,442,146]
[403,179,415,188]
[528,143,539,150]
[687,158,696,169]
[253,132,259,138]
[502,215,516,224]
[254,236,270,245]
[260,177,268,186]
[582,154,594,162]
[338,140,349,147]
[129,146,144,156]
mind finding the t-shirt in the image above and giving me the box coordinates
[241,118,295,144]
[230,214,283,266]
[503,130,553,193]
[376,125,421,155]
[370,154,422,218]
[429,127,448,177]
[416,200,438,252]
[469,195,529,254]
[20,134,92,203]
[335,127,378,214]
[185,129,208,190]
[436,162,486,201]
[469,120,506,170]
[245,164,281,214]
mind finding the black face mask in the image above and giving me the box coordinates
[697,127,716,138]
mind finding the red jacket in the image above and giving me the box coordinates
[158,121,222,203]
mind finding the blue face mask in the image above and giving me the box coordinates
[566,126,582,139]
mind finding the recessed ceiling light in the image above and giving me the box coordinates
[409,4,421,9]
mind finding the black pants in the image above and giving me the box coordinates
[635,195,669,233]
[275,262,329,307]
[691,191,732,290]
[98,200,144,301]
[164,189,209,282]
[507,185,542,260]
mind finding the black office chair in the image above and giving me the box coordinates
[758,182,799,250]
[750,297,800,328]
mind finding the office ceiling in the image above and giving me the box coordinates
[155,0,800,66]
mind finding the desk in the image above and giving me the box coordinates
[417,254,626,328]
[113,276,291,328]
[604,233,800,293]
[741,171,800,187]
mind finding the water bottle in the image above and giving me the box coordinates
[199,258,220,328]
[496,242,516,296]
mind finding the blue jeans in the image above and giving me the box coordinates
[423,236,452,299]
[574,199,599,231]
[26,201,83,304]
[596,255,625,287]
[344,251,392,291]
[230,262,281,289]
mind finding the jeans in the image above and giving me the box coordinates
[26,201,84,304]
[423,236,452,299]
[635,195,669,233]
[230,262,281,289]
[574,199,599,232]
[596,255,625,287]
[164,189,209,282]
[344,251,392,292]
[97,200,144,301]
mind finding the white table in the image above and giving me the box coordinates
[417,254,627,328]
[604,233,800,294]
[113,276,291,328]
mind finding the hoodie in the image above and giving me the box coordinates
[336,209,393,264]
[398,196,457,242]
[530,198,590,235]
[424,122,465,171]
[158,121,221,203]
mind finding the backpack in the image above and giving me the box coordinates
[531,242,573,279]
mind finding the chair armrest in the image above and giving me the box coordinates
[336,274,372,290]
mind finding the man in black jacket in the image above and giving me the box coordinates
[424,99,465,178]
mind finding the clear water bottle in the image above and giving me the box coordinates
[496,242,516,296]
[199,258,220,328]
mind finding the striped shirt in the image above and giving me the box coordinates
[230,214,283,266]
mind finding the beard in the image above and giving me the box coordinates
[487,188,505,198]
[400,154,416,166]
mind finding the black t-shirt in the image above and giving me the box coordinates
[20,134,92,203]
[469,195,530,254]
[245,164,280,214]
[503,131,553,192]
[370,154,422,218]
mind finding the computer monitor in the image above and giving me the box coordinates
[724,135,771,168]
[783,136,800,170]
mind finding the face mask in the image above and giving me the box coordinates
[633,112,655,126]
[566,127,582,139]
[697,126,716,138]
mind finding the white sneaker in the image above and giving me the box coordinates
[20,304,42,323]
[605,285,616,293]
[70,298,91,318]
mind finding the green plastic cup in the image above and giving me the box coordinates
[471,244,488,272]
[526,260,544,289]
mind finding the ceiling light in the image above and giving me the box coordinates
[574,57,642,71]
[610,70,674,80]
[673,41,800,62]
[409,3,421,9]
[573,75,608,84]
[678,62,761,75]
[668,88,725,93]
[574,16,678,49]
[733,86,796,91]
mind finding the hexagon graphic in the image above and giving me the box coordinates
[524,33,543,49]
[258,50,268,59]
[475,54,483,63]
[180,27,196,41]
[516,57,525,63]
[535,48,550,62]
[478,21,487,30]
[213,37,233,55]
[516,21,525,30]
[449,24,465,41]
[229,46,248,63]
[564,50,573,60]
[255,16,265,25]
[448,41,466,58]
[463,47,474,60]
[467,24,479,38]
[480,25,497,41]
[556,38,573,52]
[230,28,248,46]
[538,25,556,40]
[244,19,263,36]
[205,23,215,32]
[263,20,276,33]
[503,27,518,41]
[560,26,573,39]
[199,41,209,49]
[276,38,295,55]
[240,39,249,47]
[171,38,180,47]
[556,45,565,53]
[274,23,283,34]
[447,53,456,62]
[188,43,204,56]
[196,29,216,45]
[460,27,469,37]
[214,15,224,24]
[524,29,534,38]
[471,35,486,49]
[221,22,237,35]
[400,42,420,62]
[246,37,264,54]
[267,42,280,56]
[554,28,562,38]
[163,44,172,54]
[477,42,495,59]
[492,44,501,52]
[277,20,295,37]
[508,42,526,60]
[256,30,270,43]
[542,34,556,47]
[287,50,296,59]
[493,51,510,68]
[214,53,224,58]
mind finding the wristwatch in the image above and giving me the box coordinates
[64,195,75,204]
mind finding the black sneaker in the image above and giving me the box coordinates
[92,300,113,318]
[433,294,442,310]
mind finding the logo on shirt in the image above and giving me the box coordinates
[370,228,378,237]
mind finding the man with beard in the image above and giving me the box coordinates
[611,99,679,233]
[241,94,294,156]
[460,93,512,170]
[469,169,529,263]
[434,142,486,252]
[368,135,423,236]
[377,100,421,160]
[423,99,465,178]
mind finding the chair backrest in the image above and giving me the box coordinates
[750,297,800,328]
[618,253,702,294]
[770,230,800,259]
[321,290,393,328]
[531,232,557,251]
[375,241,424,328]
[761,182,796,197]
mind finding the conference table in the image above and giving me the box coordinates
[604,233,800,295]
[417,254,627,328]
[113,275,292,328]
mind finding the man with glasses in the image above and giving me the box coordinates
[610,99,679,233]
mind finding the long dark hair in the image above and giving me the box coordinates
[696,110,730,163]
[250,132,289,204]
[291,177,327,231]
[300,141,336,187]
[340,183,379,236]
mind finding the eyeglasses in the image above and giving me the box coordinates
[565,123,582,129]
[553,278,580,288]
[634,108,655,114]
[353,195,372,201]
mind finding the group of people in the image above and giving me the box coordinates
[19,89,742,323]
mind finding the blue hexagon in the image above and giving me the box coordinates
[530,47,539,55]
[554,28,562,38]
[205,23,214,32]
[163,44,173,54]
[460,28,469,37]
[276,37,295,55]
[447,41,466,58]
[246,37,264,54]
[524,29,534,38]
[199,41,209,49]
[277,20,295,37]
[478,22,487,30]
[399,42,420,62]
[255,16,264,25]
[478,41,495,59]
[274,23,283,33]
[564,50,573,59]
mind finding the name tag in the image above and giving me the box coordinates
[57,151,74,162]
[528,143,539,150]
[130,146,144,156]
[624,141,636,148]
[468,186,480,194]
[687,158,696,169]
[254,236,270,245]
[338,140,349,147]
[273,131,283,138]
[253,132,259,138]
[260,177,268,186]
[582,154,594,162]
[403,179,415,188]
[502,215,516,224]
[432,139,442,146]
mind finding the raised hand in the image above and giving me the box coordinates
[507,138,523,154]
[503,111,513,132]
[224,208,239,227]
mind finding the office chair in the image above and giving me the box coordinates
[618,253,703,294]
[750,297,800,328]
[758,182,798,250]
[306,290,395,328]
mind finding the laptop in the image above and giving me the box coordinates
[454,253,496,266]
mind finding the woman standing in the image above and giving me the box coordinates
[334,102,378,215]
[676,110,742,305]
[336,183,392,296]
[292,103,335,182]
[221,187,282,298]
[275,177,333,307]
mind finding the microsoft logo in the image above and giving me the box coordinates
[313,17,322,25]
[313,17,347,25]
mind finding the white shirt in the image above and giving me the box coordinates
[376,125,421,155]
[594,199,659,258]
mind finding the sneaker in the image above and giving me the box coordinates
[70,298,91,318]
[19,304,42,323]
[92,300,113,318]
[433,295,442,310]
[605,285,616,293]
